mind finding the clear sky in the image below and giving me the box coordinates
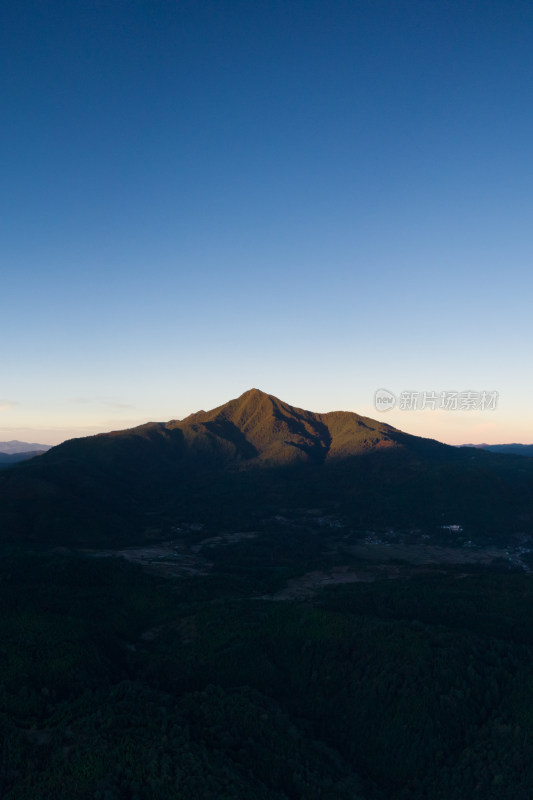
[2,0,532,446]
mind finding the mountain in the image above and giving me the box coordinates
[0,439,51,454]
[0,450,48,469]
[4,394,533,799]
[0,388,532,545]
[173,387,451,465]
[462,443,533,457]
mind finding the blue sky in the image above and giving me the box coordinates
[2,0,532,445]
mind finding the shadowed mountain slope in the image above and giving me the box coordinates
[0,389,532,545]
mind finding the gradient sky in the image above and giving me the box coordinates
[2,0,532,446]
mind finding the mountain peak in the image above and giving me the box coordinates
[170,388,427,468]
[237,387,275,403]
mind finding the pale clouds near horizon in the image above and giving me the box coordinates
[0,417,150,446]
[0,401,18,413]
[70,398,135,409]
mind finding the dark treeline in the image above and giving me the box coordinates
[2,551,533,798]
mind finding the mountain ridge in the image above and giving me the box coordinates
[0,439,51,454]
[461,443,533,457]
[0,388,532,545]
[0,450,48,469]
[158,387,448,467]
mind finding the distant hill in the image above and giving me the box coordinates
[461,443,533,457]
[1,389,532,545]
[0,450,48,469]
[0,440,51,454]
[0,441,51,470]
